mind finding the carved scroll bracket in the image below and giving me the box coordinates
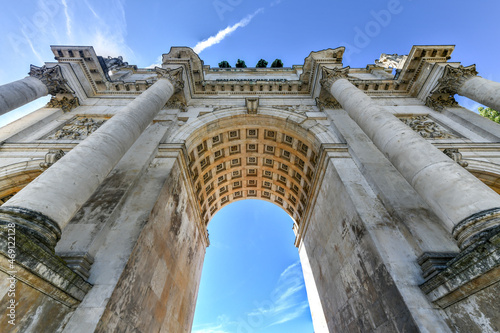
[29,65,74,95]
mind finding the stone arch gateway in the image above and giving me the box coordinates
[0,45,500,332]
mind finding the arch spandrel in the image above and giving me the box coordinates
[166,109,341,230]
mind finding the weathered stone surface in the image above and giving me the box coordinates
[0,44,500,333]
[94,160,206,332]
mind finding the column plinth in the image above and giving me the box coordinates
[322,67,500,249]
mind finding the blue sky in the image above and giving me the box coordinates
[2,1,500,332]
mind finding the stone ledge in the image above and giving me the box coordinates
[420,226,500,308]
[0,228,92,308]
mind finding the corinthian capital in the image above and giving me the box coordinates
[29,65,74,95]
[433,64,477,95]
[320,66,350,91]
[155,67,184,93]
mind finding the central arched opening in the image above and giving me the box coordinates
[192,199,314,332]
[165,109,338,332]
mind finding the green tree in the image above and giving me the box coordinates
[218,61,231,68]
[256,59,268,68]
[235,59,247,68]
[271,59,283,68]
[478,106,500,124]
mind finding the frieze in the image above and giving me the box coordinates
[399,115,457,139]
[47,117,106,140]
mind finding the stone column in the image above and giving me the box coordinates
[321,67,500,249]
[0,67,183,252]
[427,64,500,112]
[0,65,73,115]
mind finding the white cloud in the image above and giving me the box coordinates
[61,0,72,37]
[247,261,309,326]
[192,8,264,54]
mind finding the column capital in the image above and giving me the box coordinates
[320,66,350,91]
[426,65,477,111]
[155,67,184,93]
[29,65,74,95]
[433,64,478,95]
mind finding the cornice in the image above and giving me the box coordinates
[49,45,458,103]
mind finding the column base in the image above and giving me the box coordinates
[420,225,500,308]
[452,207,500,249]
[0,224,92,330]
[0,206,61,253]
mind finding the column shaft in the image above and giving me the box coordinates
[329,77,500,248]
[0,77,48,115]
[4,78,175,234]
[459,76,500,112]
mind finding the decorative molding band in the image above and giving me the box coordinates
[452,207,500,249]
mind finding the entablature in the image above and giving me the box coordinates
[47,44,459,108]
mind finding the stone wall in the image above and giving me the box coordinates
[94,159,206,332]
[302,158,421,332]
[444,281,500,332]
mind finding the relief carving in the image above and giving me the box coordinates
[48,117,106,140]
[40,149,65,169]
[29,65,74,95]
[46,96,79,113]
[400,115,457,139]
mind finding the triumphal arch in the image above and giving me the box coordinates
[0,44,500,332]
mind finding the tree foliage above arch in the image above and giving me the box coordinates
[478,107,500,123]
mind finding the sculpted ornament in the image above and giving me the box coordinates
[375,53,408,70]
[425,94,459,112]
[433,64,478,95]
[29,65,74,95]
[40,149,65,169]
[443,148,468,167]
[426,65,477,111]
[315,97,342,111]
[320,66,350,91]
[155,67,184,93]
[400,115,457,139]
[48,117,106,140]
[104,56,129,71]
[46,96,79,113]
